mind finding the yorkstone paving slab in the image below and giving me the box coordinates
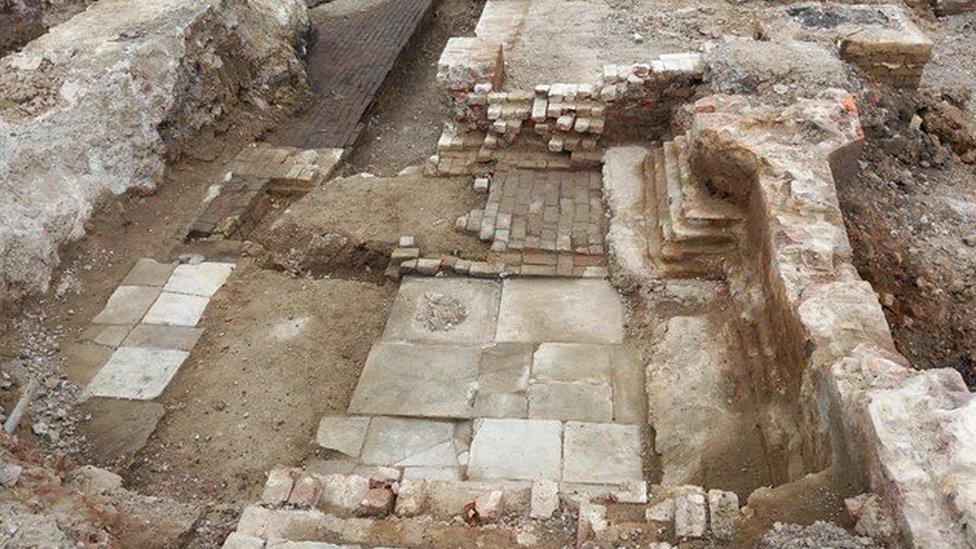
[527,382,613,422]
[495,279,625,343]
[473,392,528,418]
[562,421,642,485]
[121,324,204,351]
[121,258,176,287]
[81,324,133,348]
[611,345,646,424]
[85,347,190,400]
[315,416,371,458]
[163,262,235,297]
[478,343,533,394]
[348,342,480,418]
[467,418,562,481]
[91,286,162,325]
[382,277,502,344]
[142,292,210,327]
[359,416,458,466]
[533,343,613,384]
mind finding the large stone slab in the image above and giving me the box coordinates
[467,418,562,481]
[142,292,210,327]
[562,421,642,484]
[85,346,189,400]
[121,258,176,287]
[382,277,501,344]
[532,343,613,384]
[495,279,625,343]
[527,382,613,422]
[315,416,371,458]
[348,342,480,418]
[359,416,459,467]
[478,343,533,393]
[91,286,162,325]
[121,324,204,351]
[163,262,235,297]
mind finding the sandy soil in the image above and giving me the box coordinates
[342,0,485,175]
[124,265,395,503]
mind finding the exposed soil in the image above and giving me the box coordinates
[124,265,396,504]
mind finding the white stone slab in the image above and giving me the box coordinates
[528,382,613,422]
[121,258,176,287]
[478,343,533,394]
[496,279,625,343]
[467,418,562,481]
[348,342,480,418]
[382,277,502,344]
[86,346,189,400]
[163,262,235,297]
[532,343,613,384]
[562,422,642,484]
[315,416,371,458]
[359,416,457,466]
[92,285,162,325]
[143,292,210,327]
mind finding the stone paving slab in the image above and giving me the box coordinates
[562,421,642,485]
[85,347,190,400]
[121,324,204,352]
[467,418,562,481]
[381,277,501,344]
[163,262,235,297]
[316,416,371,458]
[527,381,613,422]
[478,343,532,394]
[121,258,175,287]
[81,324,133,348]
[142,292,210,327]
[348,342,480,418]
[532,342,612,384]
[495,279,625,343]
[359,416,460,467]
[91,286,162,325]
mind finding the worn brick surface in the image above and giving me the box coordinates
[275,0,434,149]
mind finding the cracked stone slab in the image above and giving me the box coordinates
[315,416,371,458]
[562,421,642,485]
[478,343,533,394]
[527,382,613,422]
[495,279,625,343]
[85,347,189,400]
[359,416,460,467]
[348,342,480,418]
[382,277,502,344]
[532,343,613,384]
[467,418,562,481]
[92,286,162,325]
[162,262,235,297]
[142,292,211,327]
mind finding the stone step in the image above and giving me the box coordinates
[659,240,736,263]
[654,139,737,247]
[674,136,744,228]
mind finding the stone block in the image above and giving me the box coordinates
[359,487,394,516]
[358,416,459,467]
[321,474,370,514]
[473,393,528,418]
[236,505,273,538]
[315,416,370,458]
[395,479,428,517]
[532,343,612,384]
[527,382,613,422]
[121,324,204,352]
[707,489,739,541]
[81,324,133,349]
[288,474,324,508]
[578,503,608,542]
[674,486,706,538]
[496,279,625,344]
[478,342,532,393]
[222,532,264,549]
[474,490,505,521]
[530,479,559,519]
[467,418,562,481]
[262,468,298,506]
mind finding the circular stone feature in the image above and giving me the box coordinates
[415,292,468,332]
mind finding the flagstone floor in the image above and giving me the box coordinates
[315,276,646,488]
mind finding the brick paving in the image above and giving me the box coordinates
[274,0,434,149]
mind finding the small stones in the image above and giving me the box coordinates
[395,479,428,517]
[530,479,559,519]
[474,176,490,193]
[707,489,739,541]
[674,486,707,538]
[360,487,395,516]
[399,235,415,248]
[474,490,505,521]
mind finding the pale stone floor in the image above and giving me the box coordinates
[319,276,645,488]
